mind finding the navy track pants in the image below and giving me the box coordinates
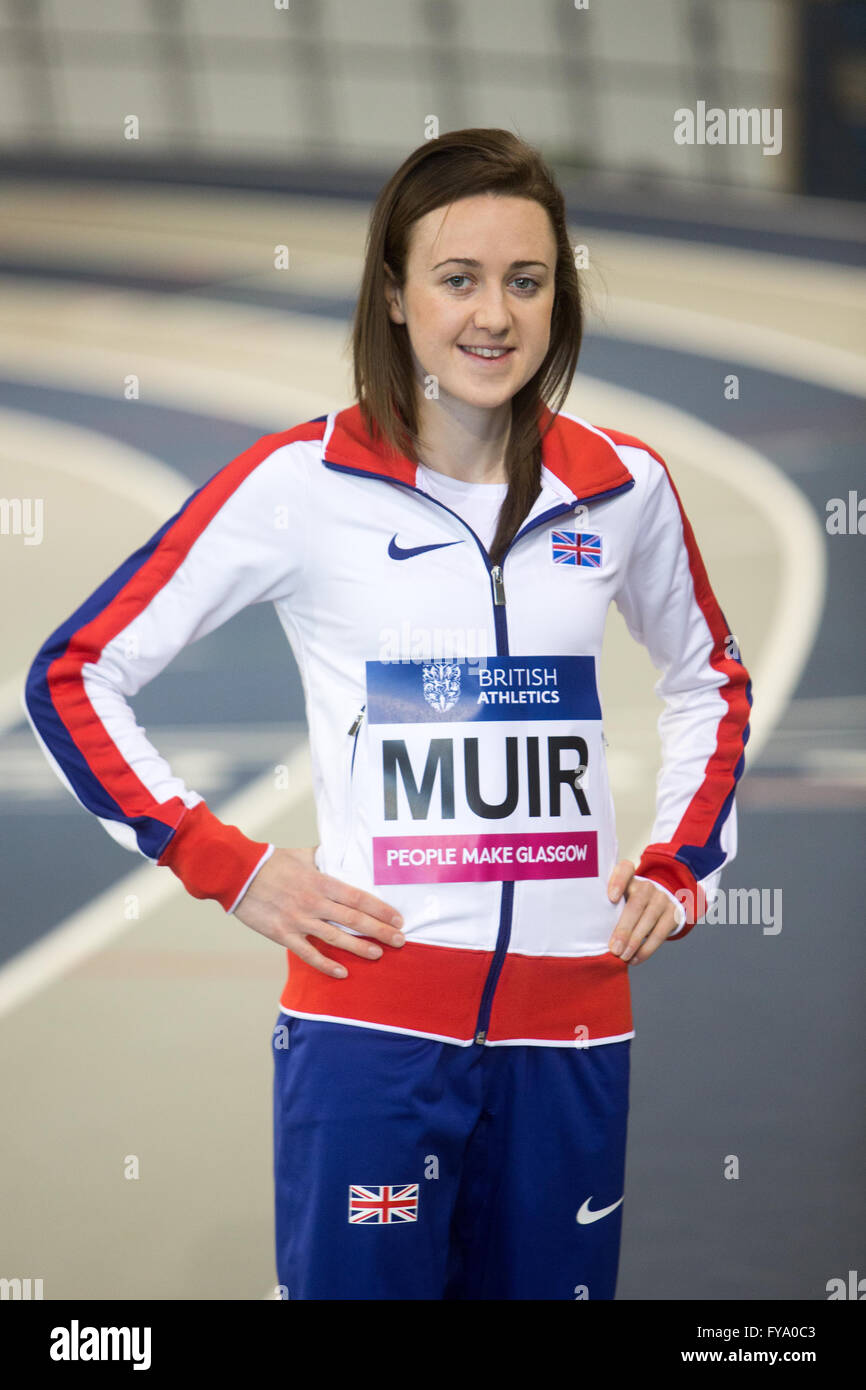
[272,1013,630,1300]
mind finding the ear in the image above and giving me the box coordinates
[383,262,405,324]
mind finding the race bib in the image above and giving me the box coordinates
[365,655,604,885]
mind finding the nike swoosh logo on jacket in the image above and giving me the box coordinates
[388,535,464,560]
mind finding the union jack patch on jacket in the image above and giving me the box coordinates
[551,530,603,567]
[348,1184,420,1224]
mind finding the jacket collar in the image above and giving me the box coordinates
[321,402,633,504]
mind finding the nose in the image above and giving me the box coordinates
[470,285,511,336]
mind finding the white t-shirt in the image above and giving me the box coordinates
[416,463,508,554]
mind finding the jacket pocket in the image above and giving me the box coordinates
[336,703,365,872]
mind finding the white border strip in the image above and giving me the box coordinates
[592,299,866,398]
[0,741,313,1020]
[566,379,827,863]
[0,409,191,735]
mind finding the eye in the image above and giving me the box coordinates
[442,273,542,292]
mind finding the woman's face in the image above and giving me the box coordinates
[385,193,557,414]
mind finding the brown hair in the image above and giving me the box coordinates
[350,127,583,569]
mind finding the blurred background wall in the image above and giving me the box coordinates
[0,0,860,197]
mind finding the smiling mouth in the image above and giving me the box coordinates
[458,345,515,360]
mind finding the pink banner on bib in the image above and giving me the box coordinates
[372,831,597,884]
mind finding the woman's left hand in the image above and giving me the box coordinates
[606,859,680,964]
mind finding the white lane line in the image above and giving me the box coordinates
[569,182,866,241]
[570,378,827,865]
[586,232,866,305]
[2,185,864,295]
[0,363,337,1021]
[4,722,310,800]
[2,269,863,412]
[590,299,866,398]
[0,739,313,1020]
[0,409,192,736]
[0,407,194,509]
[0,279,346,425]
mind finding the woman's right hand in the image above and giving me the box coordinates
[231,846,406,978]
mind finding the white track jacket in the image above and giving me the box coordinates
[24,403,752,1047]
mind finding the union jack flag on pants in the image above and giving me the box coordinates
[273,1015,630,1299]
[348,1184,419,1224]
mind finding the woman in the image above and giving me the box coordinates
[24,128,752,1300]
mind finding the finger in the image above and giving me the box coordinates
[307,917,389,961]
[321,875,405,924]
[284,930,351,979]
[608,881,652,955]
[618,900,665,961]
[607,858,635,903]
[320,901,407,947]
[320,881,406,944]
[630,913,678,964]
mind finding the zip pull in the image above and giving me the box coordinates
[348,704,365,736]
[491,565,506,606]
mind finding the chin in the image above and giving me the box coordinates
[444,377,516,408]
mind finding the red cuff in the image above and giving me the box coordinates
[634,851,705,941]
[156,801,271,912]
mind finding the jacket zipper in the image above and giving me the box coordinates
[467,483,635,1044]
[322,458,635,1045]
[337,702,365,870]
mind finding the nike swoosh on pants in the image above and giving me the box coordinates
[576,1196,624,1224]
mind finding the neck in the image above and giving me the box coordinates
[414,388,511,485]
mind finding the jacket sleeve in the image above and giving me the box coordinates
[22,432,309,913]
[610,437,752,939]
